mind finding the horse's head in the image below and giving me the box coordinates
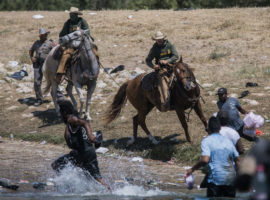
[157,68,172,111]
[173,57,196,91]
[59,30,89,48]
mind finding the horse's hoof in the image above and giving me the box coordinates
[151,139,159,145]
[127,138,135,147]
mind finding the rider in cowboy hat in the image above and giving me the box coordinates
[146,31,179,70]
[56,7,94,84]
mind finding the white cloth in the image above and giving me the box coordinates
[220,126,240,146]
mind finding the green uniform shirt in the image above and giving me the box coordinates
[145,40,179,68]
[59,17,90,37]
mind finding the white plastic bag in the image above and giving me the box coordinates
[243,112,264,137]
[243,112,264,129]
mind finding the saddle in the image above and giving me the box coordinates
[53,46,64,61]
[141,72,157,91]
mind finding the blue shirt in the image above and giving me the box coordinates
[201,133,239,186]
[217,97,244,131]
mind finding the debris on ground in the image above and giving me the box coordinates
[96,147,109,154]
[32,14,44,19]
[10,70,28,80]
[32,182,46,189]
[238,90,249,99]
[246,82,258,87]
[110,65,125,74]
[0,178,19,190]
[131,156,143,162]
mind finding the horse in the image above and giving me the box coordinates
[43,30,99,121]
[105,57,208,145]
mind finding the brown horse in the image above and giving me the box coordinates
[105,57,208,145]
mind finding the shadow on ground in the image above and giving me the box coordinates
[103,133,185,161]
[18,97,51,106]
[32,109,62,128]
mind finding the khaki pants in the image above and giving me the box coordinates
[56,48,75,74]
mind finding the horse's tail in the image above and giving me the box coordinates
[104,82,128,124]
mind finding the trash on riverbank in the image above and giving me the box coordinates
[131,156,143,162]
[96,147,109,154]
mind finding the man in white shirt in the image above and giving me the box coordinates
[217,110,244,154]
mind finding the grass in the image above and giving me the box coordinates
[1,131,64,144]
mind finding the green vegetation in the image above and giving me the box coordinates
[1,132,64,144]
[0,0,269,11]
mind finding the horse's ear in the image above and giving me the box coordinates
[180,56,183,63]
[190,67,195,72]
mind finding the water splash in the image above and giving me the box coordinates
[51,163,108,194]
[113,185,172,197]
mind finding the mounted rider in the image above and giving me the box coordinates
[55,7,95,84]
[146,31,179,71]
[145,31,179,108]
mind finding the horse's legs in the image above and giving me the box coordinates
[194,101,208,129]
[66,82,78,112]
[51,84,60,117]
[74,82,84,118]
[85,80,97,121]
[127,115,138,145]
[175,106,191,142]
[138,109,159,144]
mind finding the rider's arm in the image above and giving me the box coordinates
[80,18,90,36]
[67,115,97,142]
[166,43,179,64]
[145,47,156,68]
[59,21,69,37]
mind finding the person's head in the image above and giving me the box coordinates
[207,116,221,134]
[217,110,229,126]
[39,28,49,42]
[216,87,227,102]
[69,7,82,22]
[58,100,75,123]
[152,31,166,46]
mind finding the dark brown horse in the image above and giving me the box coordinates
[105,57,208,145]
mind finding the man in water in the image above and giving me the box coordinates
[51,100,110,191]
[186,117,239,197]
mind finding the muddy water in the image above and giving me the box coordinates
[0,138,250,200]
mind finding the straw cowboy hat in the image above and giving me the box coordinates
[39,28,50,35]
[69,7,83,15]
[152,31,166,40]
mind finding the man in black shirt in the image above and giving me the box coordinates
[51,100,110,191]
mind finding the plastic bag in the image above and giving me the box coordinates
[185,174,194,190]
[243,112,264,137]
[243,112,264,129]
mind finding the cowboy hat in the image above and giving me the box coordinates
[69,7,83,15]
[39,28,50,35]
[152,31,166,40]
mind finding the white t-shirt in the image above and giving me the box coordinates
[219,126,240,146]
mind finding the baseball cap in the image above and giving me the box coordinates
[216,87,227,95]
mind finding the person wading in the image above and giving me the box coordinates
[56,7,94,84]
[186,117,240,198]
[51,100,111,191]
[29,28,56,106]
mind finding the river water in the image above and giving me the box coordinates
[0,138,251,200]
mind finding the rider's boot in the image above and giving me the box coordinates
[55,48,74,84]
